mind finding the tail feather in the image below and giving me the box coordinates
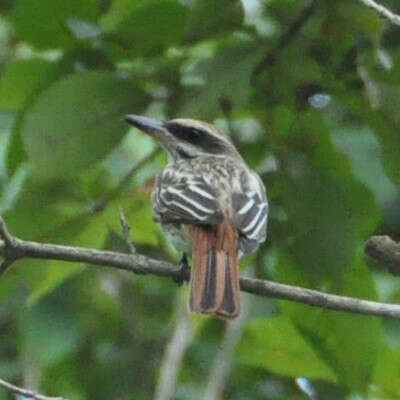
[188,222,240,319]
[217,253,238,317]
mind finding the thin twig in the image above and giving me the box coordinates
[112,148,161,199]
[0,216,13,245]
[93,148,161,213]
[202,271,252,400]
[357,0,400,26]
[0,377,67,400]
[203,319,245,400]
[154,299,194,400]
[251,0,318,81]
[119,207,136,254]
[0,216,20,276]
[0,257,15,276]
[1,217,400,320]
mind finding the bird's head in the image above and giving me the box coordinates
[124,115,240,161]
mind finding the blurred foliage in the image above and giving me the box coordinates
[0,0,400,399]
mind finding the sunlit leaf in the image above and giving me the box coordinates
[372,344,400,397]
[238,316,337,381]
[277,252,381,392]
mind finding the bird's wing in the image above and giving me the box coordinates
[232,172,268,252]
[152,171,224,225]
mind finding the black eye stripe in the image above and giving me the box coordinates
[190,128,202,136]
[166,123,204,141]
[166,122,228,154]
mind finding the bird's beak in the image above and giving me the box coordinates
[124,115,172,142]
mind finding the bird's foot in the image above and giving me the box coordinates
[173,253,190,286]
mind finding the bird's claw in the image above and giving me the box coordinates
[173,253,190,286]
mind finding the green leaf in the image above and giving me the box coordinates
[20,71,150,179]
[27,214,108,304]
[0,163,30,213]
[282,171,362,279]
[272,105,295,137]
[185,0,244,43]
[0,112,14,181]
[238,316,337,382]
[326,257,381,392]
[13,0,99,49]
[99,0,144,31]
[0,59,61,111]
[0,270,19,302]
[106,195,159,247]
[7,115,29,176]
[178,38,264,119]
[335,1,384,40]
[372,345,400,397]
[11,215,91,300]
[2,60,64,175]
[101,0,187,55]
[332,125,397,206]
[279,111,379,279]
[277,252,381,392]
[5,176,85,237]
[363,86,400,186]
[18,294,80,365]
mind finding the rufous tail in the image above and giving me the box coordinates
[188,222,240,319]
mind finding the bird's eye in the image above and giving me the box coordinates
[190,128,202,137]
[167,123,204,141]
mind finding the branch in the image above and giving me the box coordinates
[251,0,318,81]
[365,235,400,275]
[92,148,161,212]
[154,299,194,400]
[0,377,67,400]
[119,207,136,254]
[1,217,400,320]
[0,217,22,276]
[202,272,252,400]
[203,318,245,400]
[111,148,161,201]
[357,0,400,26]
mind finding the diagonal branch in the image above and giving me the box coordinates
[251,0,318,81]
[119,207,136,254]
[0,217,22,276]
[93,148,161,213]
[1,217,400,320]
[0,257,15,275]
[202,271,252,400]
[357,0,400,26]
[154,298,194,400]
[0,377,67,400]
[108,148,161,202]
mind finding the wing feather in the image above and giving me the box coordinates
[233,172,268,254]
[153,171,224,225]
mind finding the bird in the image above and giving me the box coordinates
[124,115,268,319]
